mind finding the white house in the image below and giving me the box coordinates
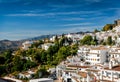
[41,43,54,50]
[22,41,33,50]
[18,68,37,79]
[109,47,120,63]
[3,77,22,82]
[85,47,108,65]
[50,36,56,42]
[29,78,53,82]
[18,72,32,79]
[65,33,84,43]
[100,65,120,82]
[113,25,120,33]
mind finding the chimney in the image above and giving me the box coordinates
[87,72,90,82]
[109,61,112,69]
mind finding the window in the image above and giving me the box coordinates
[97,59,99,61]
[102,71,104,74]
[67,78,72,82]
[97,54,99,57]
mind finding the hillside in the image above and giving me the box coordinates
[0,35,54,52]
[0,40,22,53]
[23,34,54,41]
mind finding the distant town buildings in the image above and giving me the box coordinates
[7,19,120,82]
[22,41,33,50]
[56,45,120,82]
[41,43,54,50]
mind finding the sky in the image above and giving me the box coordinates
[0,0,120,40]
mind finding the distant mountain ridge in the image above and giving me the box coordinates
[0,40,22,53]
[23,34,54,41]
[0,35,54,52]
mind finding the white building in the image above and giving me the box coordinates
[50,36,56,42]
[22,41,33,50]
[18,68,37,79]
[41,43,54,50]
[85,47,108,65]
[113,25,120,33]
[3,77,22,82]
[77,46,90,60]
[66,33,84,43]
[109,47,120,63]
[29,78,53,82]
[100,63,120,82]
[77,46,90,55]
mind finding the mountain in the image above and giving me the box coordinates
[0,35,54,53]
[23,34,54,41]
[0,40,22,53]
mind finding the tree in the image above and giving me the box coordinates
[106,36,112,45]
[11,56,23,72]
[3,50,13,64]
[35,66,49,78]
[31,40,43,48]
[91,36,98,45]
[71,44,78,56]
[102,24,114,31]
[0,56,5,64]
[57,46,71,62]
[40,50,47,64]
[80,35,93,45]
[0,65,7,76]
[54,35,59,43]
[4,50,12,60]
[94,29,99,33]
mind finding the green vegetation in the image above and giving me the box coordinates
[80,35,98,45]
[0,50,37,77]
[31,40,44,48]
[80,35,93,45]
[94,29,99,33]
[0,37,78,77]
[100,36,115,46]
[106,36,112,45]
[102,24,114,31]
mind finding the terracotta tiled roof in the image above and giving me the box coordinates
[78,72,87,78]
[72,76,79,82]
[104,65,120,71]
[86,69,100,72]
[67,65,91,68]
[91,47,108,50]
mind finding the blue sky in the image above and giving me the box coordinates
[0,0,120,40]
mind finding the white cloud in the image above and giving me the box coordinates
[0,0,20,3]
[6,13,57,17]
[61,18,85,21]
[0,25,102,40]
[85,0,102,3]
[57,25,102,33]
[5,10,100,17]
[0,30,51,40]
[60,23,93,26]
